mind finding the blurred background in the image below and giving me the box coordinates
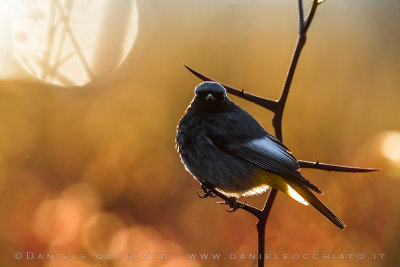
[0,0,399,266]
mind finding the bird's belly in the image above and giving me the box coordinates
[179,137,268,197]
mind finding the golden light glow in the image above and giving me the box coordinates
[0,1,19,78]
[82,212,125,256]
[0,0,138,86]
[32,183,100,246]
[287,185,309,206]
[381,131,400,163]
[0,1,398,264]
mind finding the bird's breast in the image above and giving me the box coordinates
[176,115,259,196]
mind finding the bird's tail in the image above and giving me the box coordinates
[284,179,346,229]
[256,170,345,229]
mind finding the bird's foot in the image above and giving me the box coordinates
[218,198,245,212]
[197,184,217,198]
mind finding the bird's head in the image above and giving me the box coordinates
[190,82,233,113]
[195,81,226,101]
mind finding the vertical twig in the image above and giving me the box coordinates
[257,2,320,265]
[184,1,377,267]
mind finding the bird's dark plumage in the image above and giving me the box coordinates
[176,81,345,229]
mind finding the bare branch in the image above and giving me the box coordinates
[273,35,305,141]
[184,66,377,173]
[304,0,320,33]
[298,0,305,34]
[200,183,263,218]
[184,65,277,112]
[299,160,380,172]
[256,2,321,265]
[185,1,377,267]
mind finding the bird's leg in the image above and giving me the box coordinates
[218,197,245,212]
[197,184,217,198]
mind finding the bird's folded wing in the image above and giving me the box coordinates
[208,133,322,194]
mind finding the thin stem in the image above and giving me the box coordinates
[200,184,263,218]
[185,1,377,267]
[257,188,278,267]
[260,3,320,265]
[184,65,277,112]
[298,0,305,34]
[256,221,266,267]
[304,0,320,33]
[273,36,306,141]
[299,160,380,172]
[184,66,379,174]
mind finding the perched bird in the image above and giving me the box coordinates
[176,81,345,229]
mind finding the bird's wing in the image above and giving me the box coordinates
[206,111,321,194]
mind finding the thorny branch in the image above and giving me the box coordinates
[185,1,378,267]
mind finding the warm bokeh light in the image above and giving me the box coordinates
[0,0,138,86]
[33,183,101,247]
[0,1,399,267]
[381,131,400,163]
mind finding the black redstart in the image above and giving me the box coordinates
[176,81,345,229]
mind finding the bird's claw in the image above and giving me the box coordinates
[197,185,217,198]
[218,198,245,212]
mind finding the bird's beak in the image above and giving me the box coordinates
[205,93,216,101]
